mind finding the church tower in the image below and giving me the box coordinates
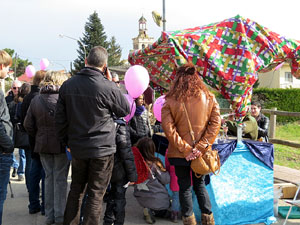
[132,15,154,51]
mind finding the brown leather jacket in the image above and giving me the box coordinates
[161,91,221,159]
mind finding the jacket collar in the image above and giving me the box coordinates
[78,67,106,78]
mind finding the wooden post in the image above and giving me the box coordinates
[269,107,277,139]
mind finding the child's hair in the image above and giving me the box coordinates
[136,137,166,172]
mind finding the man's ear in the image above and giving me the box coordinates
[0,64,3,70]
[84,59,88,66]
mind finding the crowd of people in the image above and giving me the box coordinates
[0,47,270,225]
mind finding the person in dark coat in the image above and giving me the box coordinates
[129,94,152,145]
[0,50,14,225]
[103,117,137,225]
[24,71,70,225]
[251,101,269,142]
[21,70,47,215]
[5,80,23,179]
[55,46,130,225]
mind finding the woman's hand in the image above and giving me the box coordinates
[185,149,202,161]
[192,148,202,158]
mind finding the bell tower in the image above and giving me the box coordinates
[132,15,154,51]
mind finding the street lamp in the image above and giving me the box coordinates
[162,0,166,31]
[59,34,87,59]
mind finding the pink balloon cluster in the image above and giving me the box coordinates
[25,65,36,78]
[40,58,49,70]
[153,95,165,122]
[123,65,150,122]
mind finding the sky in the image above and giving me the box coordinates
[1,0,300,72]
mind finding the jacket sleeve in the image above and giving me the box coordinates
[129,117,142,142]
[153,164,170,185]
[258,115,269,137]
[117,124,137,182]
[0,121,14,153]
[194,96,221,152]
[106,87,130,118]
[23,104,36,137]
[55,85,68,146]
[161,100,193,157]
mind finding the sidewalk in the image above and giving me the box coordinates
[3,165,300,225]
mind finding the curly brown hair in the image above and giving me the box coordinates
[166,62,209,101]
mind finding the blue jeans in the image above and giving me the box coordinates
[28,157,45,213]
[0,153,13,225]
[12,149,26,175]
[171,191,181,212]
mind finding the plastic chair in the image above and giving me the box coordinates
[283,183,300,225]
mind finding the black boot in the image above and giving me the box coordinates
[12,168,17,177]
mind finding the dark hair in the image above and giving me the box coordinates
[136,137,166,171]
[251,101,261,108]
[166,62,209,101]
[15,82,31,103]
[86,46,108,68]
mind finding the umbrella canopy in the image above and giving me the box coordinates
[128,15,300,119]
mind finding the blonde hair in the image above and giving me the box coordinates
[0,50,12,67]
[40,70,69,86]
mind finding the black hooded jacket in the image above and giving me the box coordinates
[55,67,130,159]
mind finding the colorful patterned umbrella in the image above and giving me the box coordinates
[128,15,300,119]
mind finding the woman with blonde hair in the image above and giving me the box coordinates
[161,63,221,225]
[24,71,70,225]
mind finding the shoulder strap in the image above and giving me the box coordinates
[182,102,196,146]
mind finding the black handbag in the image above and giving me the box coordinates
[13,123,29,148]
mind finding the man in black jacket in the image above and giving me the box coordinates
[55,46,130,225]
[251,101,269,142]
[0,50,14,225]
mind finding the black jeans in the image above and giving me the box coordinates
[103,181,127,225]
[174,165,212,217]
[63,154,114,225]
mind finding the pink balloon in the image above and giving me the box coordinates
[125,65,150,98]
[40,58,49,70]
[153,95,165,122]
[25,65,36,78]
[124,94,136,122]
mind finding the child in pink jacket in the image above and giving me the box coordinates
[165,149,180,222]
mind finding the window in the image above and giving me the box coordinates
[285,72,293,82]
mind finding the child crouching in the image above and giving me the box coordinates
[133,137,171,224]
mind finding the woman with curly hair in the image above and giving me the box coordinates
[161,62,221,225]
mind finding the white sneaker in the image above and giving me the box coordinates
[18,174,24,181]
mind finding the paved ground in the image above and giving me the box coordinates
[3,165,300,225]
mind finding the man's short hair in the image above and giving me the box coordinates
[86,46,108,68]
[251,101,261,108]
[33,70,46,86]
[0,50,12,67]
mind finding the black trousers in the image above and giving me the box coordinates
[174,165,212,217]
[63,154,114,225]
[103,181,127,225]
